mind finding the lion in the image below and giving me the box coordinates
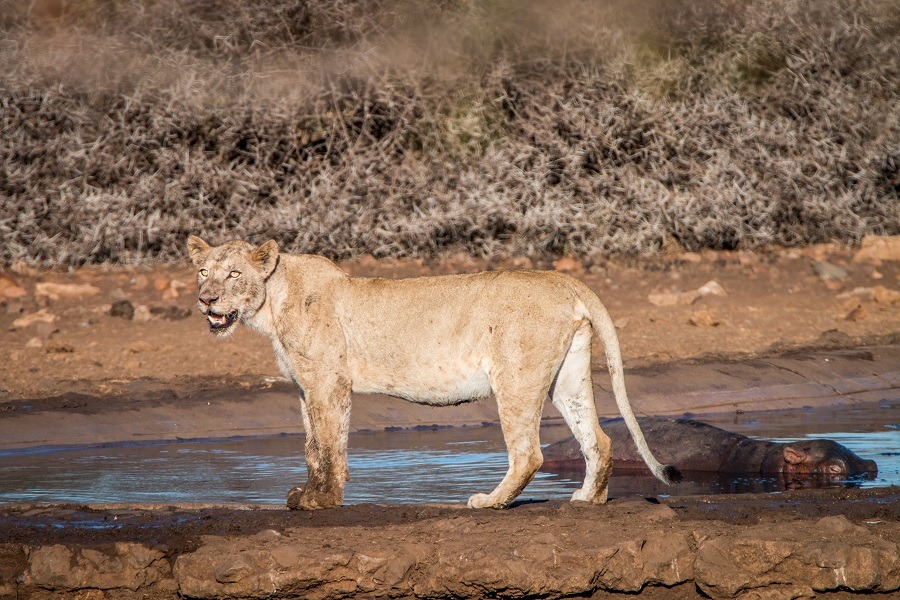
[187,235,682,510]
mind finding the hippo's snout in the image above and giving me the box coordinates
[859,458,878,476]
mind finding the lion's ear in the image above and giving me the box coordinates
[251,239,279,277]
[187,235,211,266]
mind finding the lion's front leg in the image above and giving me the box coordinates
[287,372,352,510]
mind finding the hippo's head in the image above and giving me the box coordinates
[781,439,878,479]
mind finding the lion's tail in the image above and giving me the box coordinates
[576,285,683,486]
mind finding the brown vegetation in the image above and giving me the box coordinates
[1,0,898,266]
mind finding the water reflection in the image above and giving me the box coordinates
[0,420,895,505]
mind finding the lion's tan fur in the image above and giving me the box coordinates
[188,236,679,509]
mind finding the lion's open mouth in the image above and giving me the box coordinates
[207,310,238,332]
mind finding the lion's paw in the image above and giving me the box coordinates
[571,488,595,503]
[571,488,606,504]
[467,492,505,509]
[287,485,343,510]
[286,486,308,510]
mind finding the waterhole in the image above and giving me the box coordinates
[0,403,895,505]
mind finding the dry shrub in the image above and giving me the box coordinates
[0,0,897,266]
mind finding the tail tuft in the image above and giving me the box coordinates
[662,465,684,485]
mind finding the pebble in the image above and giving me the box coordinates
[162,279,187,300]
[553,257,583,272]
[35,322,59,339]
[131,274,149,290]
[34,282,101,300]
[697,280,727,296]
[688,310,722,327]
[153,276,171,291]
[12,309,57,329]
[110,300,135,320]
[133,305,152,322]
[813,260,848,282]
[648,289,699,307]
[845,306,868,322]
[0,273,27,299]
[648,280,727,307]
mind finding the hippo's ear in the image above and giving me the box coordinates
[783,445,808,465]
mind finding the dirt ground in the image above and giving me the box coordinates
[1,242,898,402]
[1,240,899,599]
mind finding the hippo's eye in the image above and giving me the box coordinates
[199,269,208,277]
[229,270,241,279]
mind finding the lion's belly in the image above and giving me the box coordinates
[349,357,492,406]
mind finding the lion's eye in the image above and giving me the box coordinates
[229,270,241,279]
[199,269,208,277]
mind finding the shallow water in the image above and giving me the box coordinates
[0,402,896,505]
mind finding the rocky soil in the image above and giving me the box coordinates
[1,488,898,599]
[1,238,898,402]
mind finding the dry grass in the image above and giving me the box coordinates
[0,0,898,266]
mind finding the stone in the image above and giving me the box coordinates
[845,305,868,322]
[813,260,848,282]
[26,544,74,587]
[162,279,188,300]
[0,273,26,299]
[852,235,900,263]
[35,322,59,339]
[12,309,57,329]
[648,289,700,307]
[649,280,728,307]
[613,317,630,329]
[872,285,900,304]
[837,285,900,304]
[697,280,727,296]
[26,543,167,591]
[510,256,534,269]
[214,557,254,583]
[689,309,721,327]
[110,299,135,319]
[150,305,192,320]
[34,282,101,301]
[553,257,583,272]
[131,274,149,290]
[133,305,152,322]
[153,276,171,291]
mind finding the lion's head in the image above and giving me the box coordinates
[186,236,279,336]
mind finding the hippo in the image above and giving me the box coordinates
[542,417,878,484]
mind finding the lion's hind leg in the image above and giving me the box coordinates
[551,321,612,504]
[468,375,547,509]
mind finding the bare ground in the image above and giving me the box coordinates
[2,243,898,402]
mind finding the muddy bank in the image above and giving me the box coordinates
[1,487,897,599]
[0,344,896,451]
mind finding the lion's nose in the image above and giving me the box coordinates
[199,293,219,306]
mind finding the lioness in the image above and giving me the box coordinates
[187,236,682,509]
